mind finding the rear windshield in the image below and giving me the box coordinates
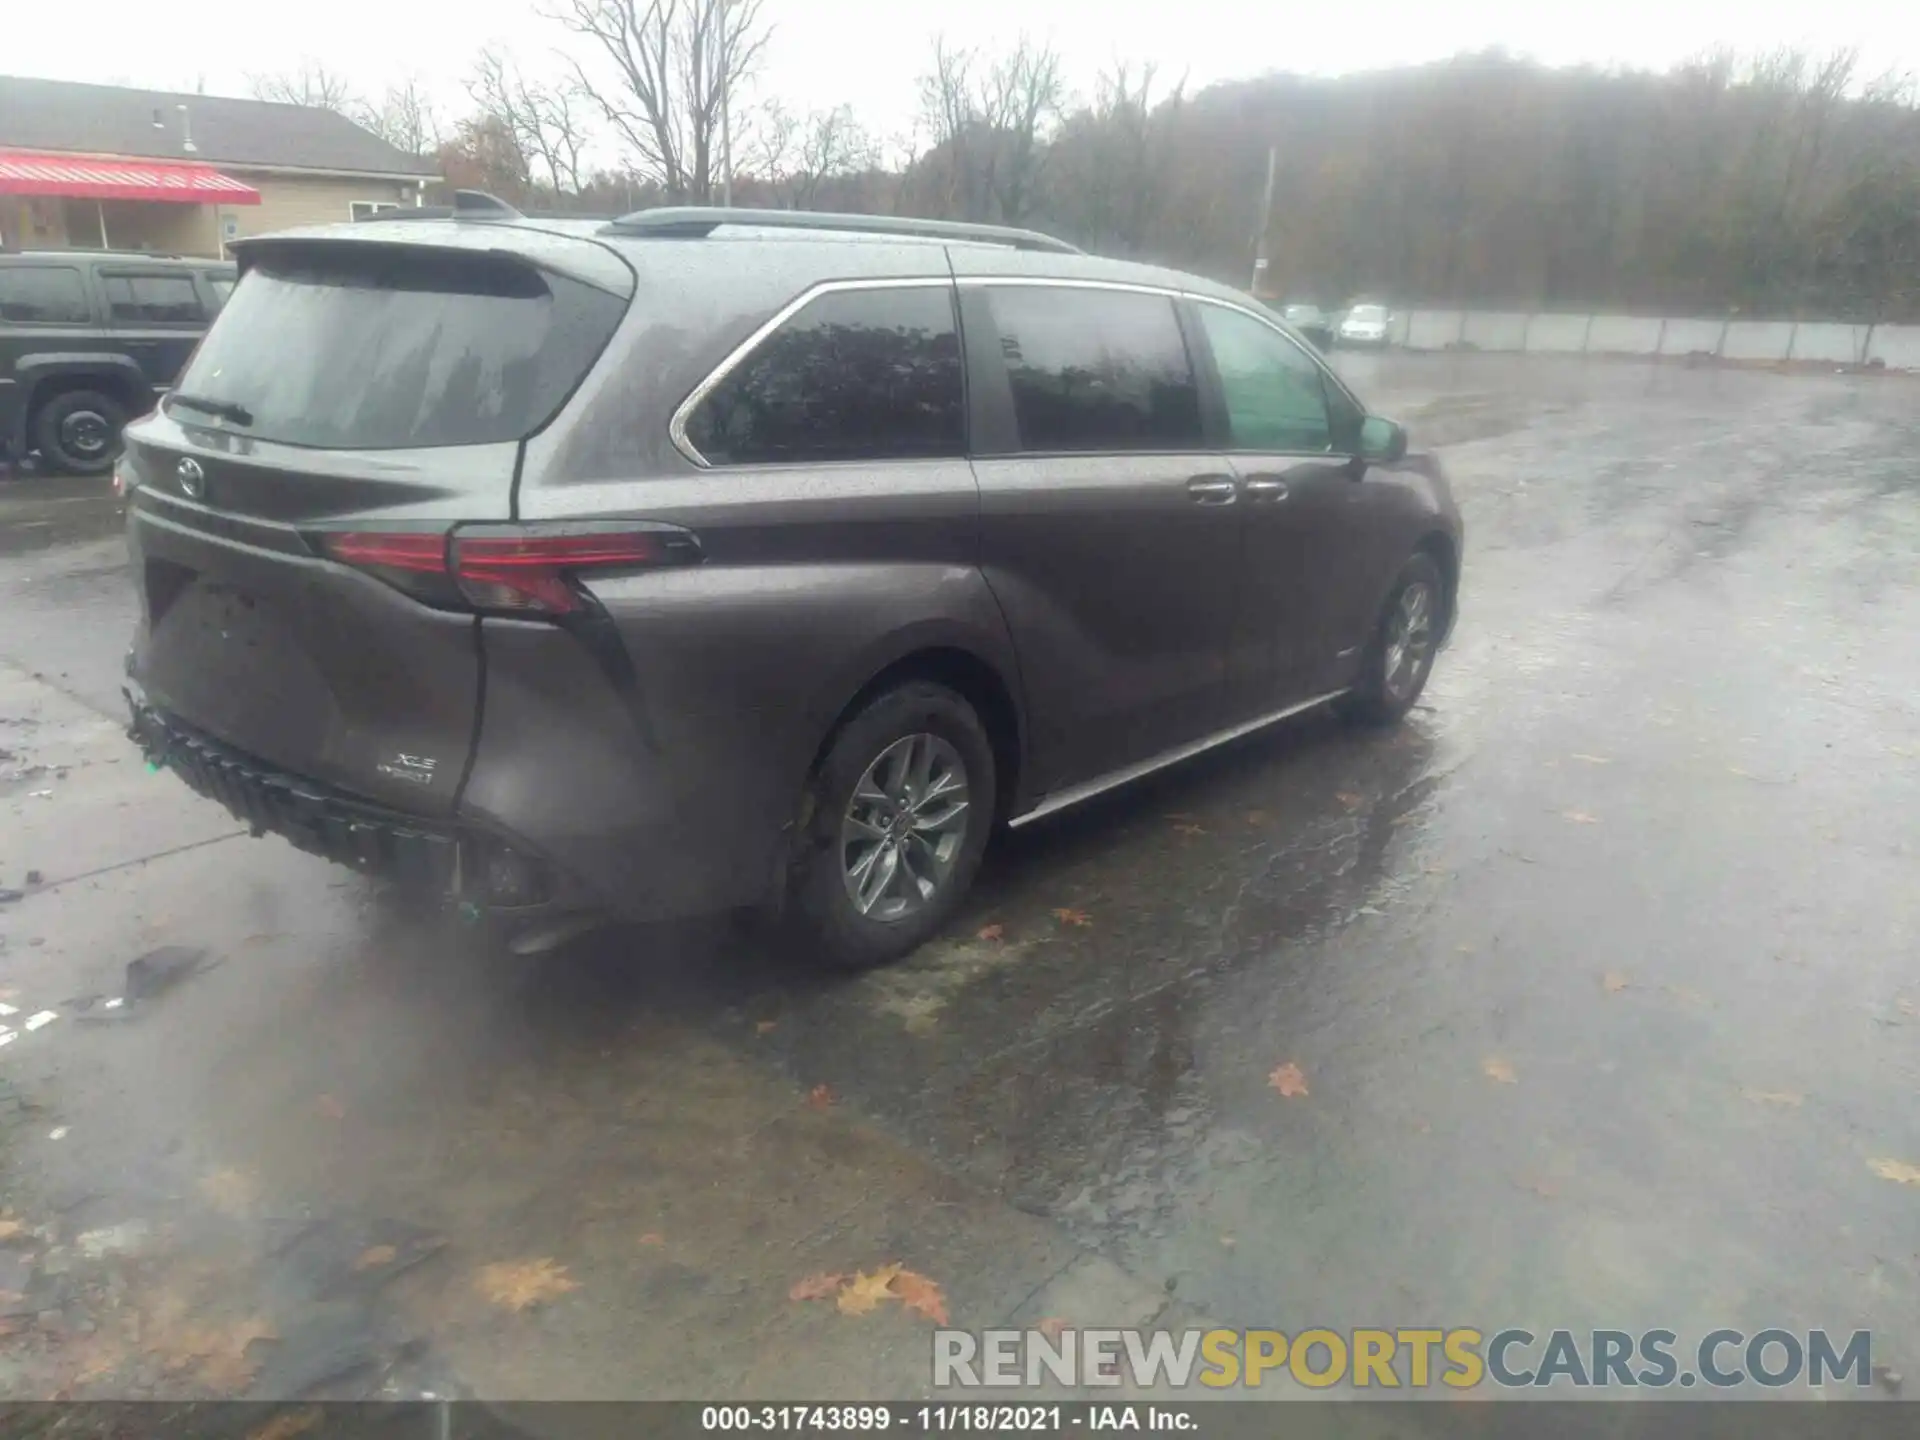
[171,248,627,450]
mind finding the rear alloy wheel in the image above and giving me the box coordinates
[34,389,128,476]
[1343,552,1445,726]
[790,682,995,970]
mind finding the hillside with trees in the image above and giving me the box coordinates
[258,6,1920,321]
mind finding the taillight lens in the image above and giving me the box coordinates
[455,530,665,614]
[313,523,695,617]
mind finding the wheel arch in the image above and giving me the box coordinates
[807,640,1025,831]
[19,357,148,450]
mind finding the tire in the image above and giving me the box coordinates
[1343,552,1446,726]
[33,388,128,476]
[788,681,996,970]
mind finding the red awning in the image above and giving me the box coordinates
[0,150,261,205]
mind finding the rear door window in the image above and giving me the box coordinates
[0,265,90,324]
[104,273,207,325]
[985,286,1202,453]
[682,284,964,466]
[170,247,628,450]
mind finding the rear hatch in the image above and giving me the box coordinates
[123,228,632,816]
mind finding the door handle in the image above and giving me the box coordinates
[1186,474,1239,505]
[1243,476,1290,502]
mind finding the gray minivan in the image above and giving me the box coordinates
[120,199,1461,968]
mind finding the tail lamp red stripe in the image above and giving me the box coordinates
[316,526,679,616]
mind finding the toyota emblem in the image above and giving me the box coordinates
[176,457,204,499]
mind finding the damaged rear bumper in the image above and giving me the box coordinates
[125,694,591,934]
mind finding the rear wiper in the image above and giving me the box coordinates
[167,393,254,427]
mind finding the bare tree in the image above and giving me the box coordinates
[251,63,360,114]
[361,77,441,157]
[470,49,591,200]
[547,0,772,203]
[914,36,1063,223]
[981,38,1064,223]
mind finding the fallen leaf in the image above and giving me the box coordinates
[975,924,1005,943]
[755,1019,778,1034]
[1244,810,1269,825]
[1051,908,1092,928]
[1037,1316,1069,1340]
[198,1167,260,1217]
[1455,943,1477,954]
[1218,1236,1236,1249]
[239,933,284,950]
[1570,753,1611,765]
[1267,1062,1309,1098]
[806,1083,834,1111]
[1897,998,1918,1018]
[314,1094,345,1121]
[639,1232,665,1247]
[889,1268,950,1324]
[1517,1175,1559,1199]
[353,1245,398,1271]
[836,1264,903,1316]
[1741,1089,1803,1108]
[1171,823,1205,837]
[189,1316,278,1393]
[1602,971,1629,994]
[475,1258,579,1311]
[1335,791,1362,810]
[1562,810,1599,824]
[1482,1057,1517,1084]
[789,1272,848,1302]
[1868,1159,1920,1185]
[247,1409,322,1440]
[0,1219,23,1243]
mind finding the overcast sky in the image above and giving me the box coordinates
[9,0,1916,149]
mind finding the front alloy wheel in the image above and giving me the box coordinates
[1381,578,1437,704]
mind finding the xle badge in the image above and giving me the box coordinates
[377,753,439,787]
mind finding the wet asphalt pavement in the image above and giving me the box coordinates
[0,353,1916,1403]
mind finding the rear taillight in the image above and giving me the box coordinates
[313,522,697,617]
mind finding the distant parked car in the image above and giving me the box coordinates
[1337,302,1392,349]
[1274,302,1334,352]
[0,251,235,475]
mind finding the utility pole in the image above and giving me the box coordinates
[717,0,733,207]
[1249,145,1276,295]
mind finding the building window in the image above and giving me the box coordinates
[349,201,403,221]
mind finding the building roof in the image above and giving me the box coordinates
[0,75,438,179]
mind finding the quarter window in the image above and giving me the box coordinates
[0,265,89,324]
[684,285,964,465]
[104,273,205,325]
[1196,303,1333,453]
[986,287,1201,452]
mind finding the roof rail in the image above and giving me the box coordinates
[355,190,524,223]
[603,206,1081,255]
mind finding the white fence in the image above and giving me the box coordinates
[1387,310,1920,370]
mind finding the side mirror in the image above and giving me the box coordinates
[1358,415,1407,465]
